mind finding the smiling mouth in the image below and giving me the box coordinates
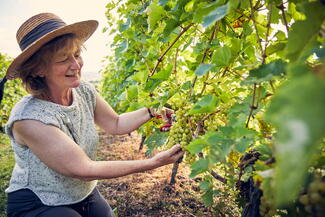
[65,74,77,77]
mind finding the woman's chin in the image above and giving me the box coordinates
[71,80,81,88]
[66,75,81,88]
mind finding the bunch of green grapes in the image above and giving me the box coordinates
[256,114,273,138]
[203,115,220,132]
[165,100,197,163]
[259,195,277,217]
[299,178,325,216]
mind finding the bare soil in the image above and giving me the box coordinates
[96,132,216,217]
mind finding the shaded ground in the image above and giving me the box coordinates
[96,132,216,217]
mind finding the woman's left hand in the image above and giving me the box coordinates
[149,107,174,124]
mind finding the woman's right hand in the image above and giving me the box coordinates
[151,144,184,167]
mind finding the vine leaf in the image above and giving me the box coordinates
[212,46,232,67]
[190,158,209,178]
[187,138,207,154]
[285,1,325,62]
[151,65,173,80]
[144,128,169,154]
[119,18,131,32]
[126,85,138,101]
[188,95,218,114]
[242,59,286,85]
[147,2,165,32]
[194,64,215,76]
[202,4,228,28]
[266,71,325,205]
[115,40,128,55]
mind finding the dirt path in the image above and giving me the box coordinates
[96,132,214,217]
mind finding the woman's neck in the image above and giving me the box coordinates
[45,87,73,106]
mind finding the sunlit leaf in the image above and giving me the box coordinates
[194,64,214,76]
[147,2,165,32]
[202,4,228,28]
[188,95,218,114]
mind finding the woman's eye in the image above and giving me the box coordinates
[57,58,68,63]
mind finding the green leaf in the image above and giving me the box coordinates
[228,0,240,12]
[212,46,232,67]
[144,129,169,149]
[190,158,209,178]
[193,0,224,23]
[194,64,215,76]
[187,138,207,154]
[202,189,213,206]
[235,136,253,153]
[181,81,192,90]
[119,18,131,32]
[242,59,286,85]
[132,70,148,83]
[126,85,138,101]
[266,43,286,56]
[202,4,229,29]
[158,0,168,6]
[266,71,325,205]
[163,18,180,37]
[150,65,173,80]
[144,79,163,92]
[147,2,165,32]
[188,95,218,114]
[285,2,325,61]
[115,40,128,55]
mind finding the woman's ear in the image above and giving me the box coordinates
[36,71,46,78]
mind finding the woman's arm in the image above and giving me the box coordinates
[12,120,183,181]
[94,92,151,135]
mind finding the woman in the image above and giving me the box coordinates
[0,13,183,217]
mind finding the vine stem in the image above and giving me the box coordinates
[149,23,193,78]
[138,135,146,151]
[246,83,257,128]
[279,1,289,33]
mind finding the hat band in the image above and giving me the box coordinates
[19,19,66,51]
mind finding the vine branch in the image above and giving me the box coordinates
[278,1,289,33]
[149,23,194,78]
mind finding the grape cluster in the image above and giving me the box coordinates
[259,195,277,217]
[299,178,325,216]
[165,101,198,163]
[256,115,273,138]
[165,104,192,150]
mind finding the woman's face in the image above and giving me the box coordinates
[45,47,83,91]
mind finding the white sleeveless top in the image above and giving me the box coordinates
[5,81,99,206]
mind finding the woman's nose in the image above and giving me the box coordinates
[69,56,81,70]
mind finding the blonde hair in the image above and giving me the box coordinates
[18,33,83,98]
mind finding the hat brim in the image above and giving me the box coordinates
[6,20,98,79]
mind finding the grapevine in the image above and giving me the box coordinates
[101,0,325,215]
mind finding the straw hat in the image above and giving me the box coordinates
[5,12,98,79]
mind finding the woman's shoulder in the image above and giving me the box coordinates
[9,95,57,120]
[75,80,97,110]
[76,80,97,95]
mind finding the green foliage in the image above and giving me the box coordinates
[101,0,325,213]
[0,53,26,131]
[0,133,14,216]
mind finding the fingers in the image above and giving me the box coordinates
[168,144,182,154]
[168,144,184,162]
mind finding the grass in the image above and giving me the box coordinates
[0,133,14,217]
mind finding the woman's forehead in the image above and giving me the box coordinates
[55,46,81,56]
